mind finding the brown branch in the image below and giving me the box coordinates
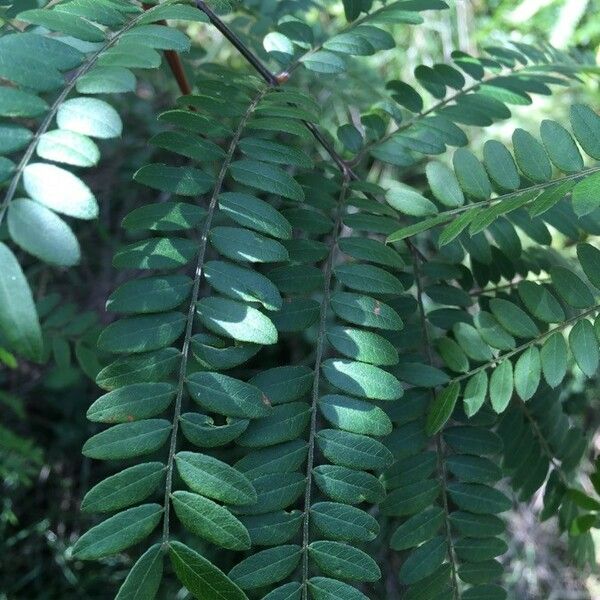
[142,3,192,96]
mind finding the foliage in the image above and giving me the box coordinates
[1,1,600,599]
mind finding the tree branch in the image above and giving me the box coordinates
[143,3,192,95]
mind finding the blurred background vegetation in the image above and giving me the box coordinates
[1,0,599,598]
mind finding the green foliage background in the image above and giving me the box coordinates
[1,0,600,599]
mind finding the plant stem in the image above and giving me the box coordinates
[161,87,267,545]
[410,245,460,599]
[142,3,193,95]
[300,178,349,599]
[195,1,278,86]
[446,303,600,388]
[391,164,600,242]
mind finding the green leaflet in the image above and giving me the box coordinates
[514,346,541,400]
[311,502,379,542]
[113,238,196,270]
[18,8,105,42]
[77,66,136,94]
[196,297,278,345]
[550,266,594,308]
[474,312,515,351]
[82,419,172,460]
[81,463,165,513]
[175,451,257,505]
[489,360,513,413]
[249,365,313,405]
[577,243,600,290]
[317,429,394,470]
[309,541,380,582]
[234,440,308,478]
[57,97,123,139]
[98,312,186,354]
[449,511,504,538]
[426,382,460,435]
[134,164,214,196]
[229,160,304,201]
[301,51,346,74]
[0,87,48,117]
[0,242,43,361]
[384,452,437,489]
[235,473,306,515]
[463,371,488,417]
[517,281,564,323]
[398,536,447,584]
[115,543,163,600]
[444,426,503,455]
[86,383,176,423]
[37,130,100,168]
[330,292,404,330]
[569,319,599,377]
[96,348,181,390]
[454,536,508,562]
[380,480,440,517]
[313,465,385,504]
[489,298,539,338]
[210,227,288,263]
[322,359,404,400]
[106,275,193,314]
[121,24,190,51]
[229,545,302,589]
[482,140,520,190]
[171,491,251,551]
[390,507,445,551]
[72,504,163,560]
[204,260,282,311]
[8,199,80,266]
[0,124,32,153]
[187,372,271,419]
[426,161,464,207]
[447,483,511,514]
[338,237,404,269]
[191,334,261,371]
[458,560,503,585]
[239,137,313,168]
[180,413,249,448]
[236,402,310,447]
[570,104,600,160]
[446,455,502,483]
[453,148,491,200]
[168,541,248,600]
[263,582,302,600]
[335,263,404,294]
[540,119,583,173]
[540,332,568,388]
[326,325,399,365]
[386,184,438,217]
[308,577,370,600]
[512,128,552,182]
[240,511,303,546]
[318,394,393,436]
[572,172,600,216]
[122,202,206,231]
